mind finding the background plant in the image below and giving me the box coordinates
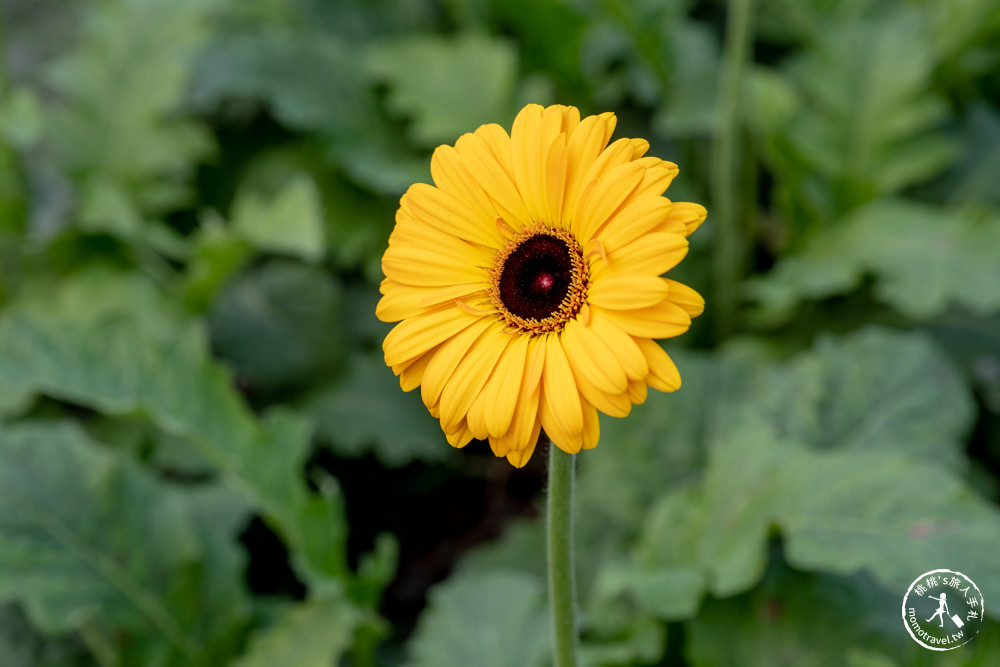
[1,0,999,665]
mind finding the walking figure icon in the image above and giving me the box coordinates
[925,593,964,629]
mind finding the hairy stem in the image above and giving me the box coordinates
[547,443,579,667]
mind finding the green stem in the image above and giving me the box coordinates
[712,0,755,340]
[547,443,579,667]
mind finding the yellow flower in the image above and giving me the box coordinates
[377,104,705,467]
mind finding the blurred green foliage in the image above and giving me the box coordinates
[1,0,1000,665]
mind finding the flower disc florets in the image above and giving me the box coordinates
[490,226,589,335]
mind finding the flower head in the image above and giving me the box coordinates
[377,104,705,467]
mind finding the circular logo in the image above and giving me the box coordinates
[901,569,985,651]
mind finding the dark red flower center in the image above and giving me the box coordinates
[498,234,574,320]
[489,227,589,335]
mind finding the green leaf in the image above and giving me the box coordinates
[638,422,1000,619]
[233,595,363,667]
[0,89,45,150]
[577,348,751,543]
[189,28,371,137]
[7,265,204,348]
[181,213,254,312]
[0,603,91,667]
[303,351,449,466]
[322,177,396,279]
[406,570,549,667]
[208,260,344,393]
[944,104,1000,208]
[0,302,347,586]
[457,519,546,581]
[635,421,789,600]
[0,387,32,419]
[685,566,907,667]
[750,327,974,464]
[580,616,665,667]
[189,19,431,195]
[686,562,1000,667]
[41,0,214,222]
[924,0,1000,66]
[227,146,395,276]
[0,421,251,665]
[750,201,1000,321]
[559,348,755,611]
[2,266,208,413]
[351,533,400,608]
[231,175,326,263]
[366,32,519,147]
[622,328,988,617]
[759,9,959,232]
[930,313,1000,417]
[591,562,704,621]
[850,204,1000,319]
[325,124,432,196]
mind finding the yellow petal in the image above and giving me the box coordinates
[489,433,510,457]
[587,313,649,380]
[556,104,581,135]
[492,341,545,458]
[466,392,491,440]
[382,245,489,287]
[569,364,632,418]
[505,418,541,468]
[444,419,475,448]
[400,350,435,392]
[574,161,646,244]
[594,197,672,253]
[580,402,600,450]
[377,280,487,322]
[482,334,530,437]
[655,201,707,237]
[637,338,682,392]
[592,233,688,281]
[420,318,494,409]
[588,275,670,310]
[439,324,513,427]
[543,417,581,454]
[430,144,505,239]
[575,137,640,197]
[632,159,678,198]
[523,334,546,390]
[510,104,545,223]
[626,378,648,404]
[383,307,480,368]
[455,127,531,229]
[666,279,705,317]
[536,106,567,223]
[544,132,568,227]
[388,219,495,265]
[403,183,501,248]
[628,138,650,159]
[541,334,584,437]
[598,301,692,339]
[562,318,628,393]
[563,112,616,219]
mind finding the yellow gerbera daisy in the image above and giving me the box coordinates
[377,103,705,467]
